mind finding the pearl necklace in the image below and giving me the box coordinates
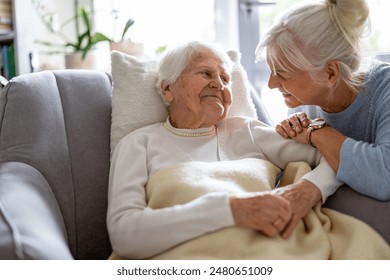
[163,122,215,137]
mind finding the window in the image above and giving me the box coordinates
[94,0,216,58]
[364,0,390,56]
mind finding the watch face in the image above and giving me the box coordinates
[311,120,325,126]
[309,118,326,129]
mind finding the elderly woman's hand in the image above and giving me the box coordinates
[276,112,310,139]
[230,193,292,237]
[271,179,322,239]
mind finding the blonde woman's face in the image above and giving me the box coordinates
[162,49,232,128]
[266,55,329,108]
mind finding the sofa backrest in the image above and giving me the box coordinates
[0,70,113,259]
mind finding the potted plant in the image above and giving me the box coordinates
[32,0,112,69]
[108,12,144,57]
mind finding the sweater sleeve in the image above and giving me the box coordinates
[249,120,342,202]
[337,71,390,200]
[338,128,390,200]
[107,133,234,259]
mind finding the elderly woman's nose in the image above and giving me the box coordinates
[209,77,224,89]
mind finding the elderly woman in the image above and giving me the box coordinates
[107,41,341,259]
[256,0,390,200]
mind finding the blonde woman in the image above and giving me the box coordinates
[256,0,390,200]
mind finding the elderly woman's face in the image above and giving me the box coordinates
[162,49,232,128]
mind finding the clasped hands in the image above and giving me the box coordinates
[275,112,311,144]
[230,179,321,239]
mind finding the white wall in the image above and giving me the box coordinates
[214,0,240,51]
[14,0,75,74]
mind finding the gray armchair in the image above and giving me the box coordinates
[0,70,389,259]
[0,70,112,259]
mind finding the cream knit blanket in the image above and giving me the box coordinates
[111,158,390,260]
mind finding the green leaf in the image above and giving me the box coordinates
[81,43,95,59]
[93,32,112,43]
[80,7,92,37]
[77,31,91,51]
[121,18,135,40]
[65,42,80,50]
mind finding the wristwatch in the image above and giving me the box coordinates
[306,118,326,147]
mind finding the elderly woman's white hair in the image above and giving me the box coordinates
[256,0,370,93]
[156,41,232,106]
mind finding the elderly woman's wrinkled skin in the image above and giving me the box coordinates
[161,49,232,129]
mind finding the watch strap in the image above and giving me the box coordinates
[306,127,316,147]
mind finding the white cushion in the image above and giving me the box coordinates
[110,50,257,154]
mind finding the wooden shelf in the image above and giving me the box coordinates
[0,31,14,43]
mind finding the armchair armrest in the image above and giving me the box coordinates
[325,184,390,245]
[0,162,73,259]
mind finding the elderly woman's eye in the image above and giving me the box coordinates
[220,76,230,85]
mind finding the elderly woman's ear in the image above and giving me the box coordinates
[161,81,174,103]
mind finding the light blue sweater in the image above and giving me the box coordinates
[289,62,390,200]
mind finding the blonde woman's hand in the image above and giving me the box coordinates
[276,112,310,139]
[230,193,293,237]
